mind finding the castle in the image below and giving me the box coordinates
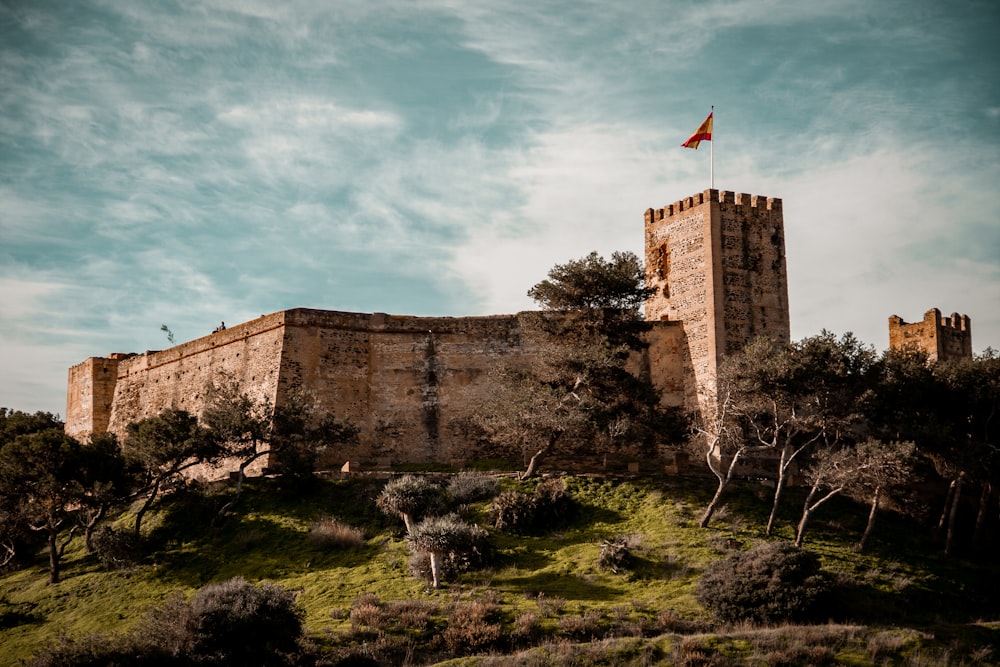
[66,189,791,473]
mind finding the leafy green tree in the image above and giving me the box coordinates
[526,250,655,348]
[851,439,917,552]
[726,332,877,536]
[0,409,63,443]
[0,409,67,568]
[407,514,490,589]
[930,351,1000,555]
[375,475,446,535]
[124,408,221,539]
[202,380,358,509]
[0,430,85,583]
[476,251,684,478]
[76,432,132,553]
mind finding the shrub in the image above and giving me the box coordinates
[447,473,500,505]
[597,535,635,574]
[490,478,575,534]
[308,516,365,549]
[558,610,604,640]
[25,634,176,667]
[187,577,302,665]
[134,577,303,665]
[442,600,503,654]
[91,525,140,569]
[696,542,831,624]
[349,593,385,632]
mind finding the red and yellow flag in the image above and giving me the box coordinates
[681,112,713,149]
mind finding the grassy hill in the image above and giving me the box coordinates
[1,472,998,665]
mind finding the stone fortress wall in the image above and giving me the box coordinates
[67,308,691,472]
[66,188,790,475]
[889,308,973,363]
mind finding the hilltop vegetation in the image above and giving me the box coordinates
[1,469,998,665]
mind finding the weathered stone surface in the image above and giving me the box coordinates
[645,189,790,413]
[67,189,792,478]
[889,308,972,362]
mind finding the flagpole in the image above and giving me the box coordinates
[710,105,714,190]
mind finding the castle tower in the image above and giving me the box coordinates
[66,355,126,440]
[644,189,790,412]
[888,308,972,362]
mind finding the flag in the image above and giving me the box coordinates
[681,112,713,149]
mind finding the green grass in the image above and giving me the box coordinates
[1,473,998,665]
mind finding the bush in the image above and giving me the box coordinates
[442,600,503,654]
[135,578,303,666]
[490,478,575,534]
[696,542,831,624]
[91,525,139,569]
[308,516,365,549]
[597,535,635,574]
[25,634,176,667]
[447,473,500,505]
[185,577,303,664]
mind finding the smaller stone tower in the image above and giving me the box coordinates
[888,308,972,362]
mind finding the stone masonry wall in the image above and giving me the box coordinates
[645,189,789,416]
[66,356,121,439]
[66,307,693,477]
[274,309,546,469]
[889,308,972,362]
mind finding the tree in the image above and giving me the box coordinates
[725,332,876,536]
[794,443,871,547]
[526,250,655,348]
[75,432,131,553]
[850,439,916,552]
[0,409,67,568]
[124,408,221,540]
[695,382,769,528]
[376,475,447,535]
[476,251,683,478]
[0,430,85,583]
[202,380,359,511]
[407,514,490,589]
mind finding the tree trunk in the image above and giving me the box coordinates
[795,484,843,548]
[856,485,881,552]
[944,472,964,556]
[699,449,744,528]
[402,512,414,536]
[973,481,991,547]
[936,477,957,535]
[47,529,60,584]
[765,445,791,536]
[429,551,441,589]
[133,478,162,540]
[699,479,727,529]
[84,504,108,553]
[521,436,556,480]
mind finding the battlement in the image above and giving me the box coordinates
[644,189,782,225]
[888,308,972,362]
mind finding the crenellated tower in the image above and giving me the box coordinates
[888,308,972,362]
[644,189,790,413]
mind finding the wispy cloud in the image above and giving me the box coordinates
[1,0,997,413]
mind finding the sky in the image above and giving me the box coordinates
[2,0,999,415]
